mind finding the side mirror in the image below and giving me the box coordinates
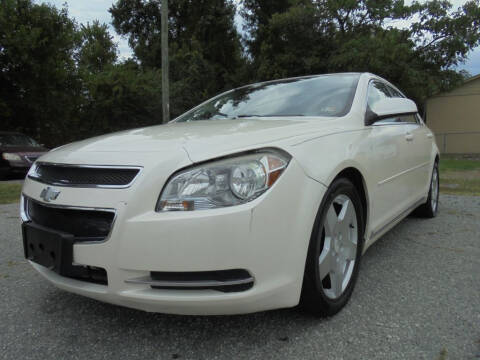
[365,98,418,125]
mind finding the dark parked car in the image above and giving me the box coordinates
[0,132,48,179]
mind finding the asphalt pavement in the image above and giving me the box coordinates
[0,195,479,360]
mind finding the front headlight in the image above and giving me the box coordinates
[2,153,22,161]
[157,149,291,211]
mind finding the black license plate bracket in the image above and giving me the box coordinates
[22,222,74,275]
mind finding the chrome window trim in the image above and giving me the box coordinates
[21,195,117,244]
[28,162,143,189]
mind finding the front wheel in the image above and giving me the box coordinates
[300,178,364,317]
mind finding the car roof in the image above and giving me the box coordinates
[225,72,406,100]
[221,72,366,98]
[249,72,364,86]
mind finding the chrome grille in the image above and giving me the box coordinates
[29,163,141,188]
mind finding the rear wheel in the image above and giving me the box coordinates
[414,161,439,218]
[301,178,364,317]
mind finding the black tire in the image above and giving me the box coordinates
[414,161,439,218]
[300,178,364,317]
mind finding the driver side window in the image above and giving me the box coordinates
[367,81,419,125]
[367,81,391,109]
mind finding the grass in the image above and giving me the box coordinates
[439,155,480,172]
[0,183,22,204]
[439,155,480,196]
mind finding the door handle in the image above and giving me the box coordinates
[426,133,433,139]
[405,133,414,141]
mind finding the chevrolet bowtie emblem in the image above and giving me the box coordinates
[40,187,61,202]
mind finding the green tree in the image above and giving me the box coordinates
[3,0,479,147]
[250,1,333,80]
[76,20,118,74]
[0,0,80,146]
[0,0,166,146]
[78,61,163,139]
[240,0,292,64]
[244,0,480,105]
[110,0,246,117]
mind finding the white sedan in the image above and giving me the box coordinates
[21,73,439,316]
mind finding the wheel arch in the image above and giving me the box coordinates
[300,165,369,315]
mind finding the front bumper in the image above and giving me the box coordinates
[21,158,326,315]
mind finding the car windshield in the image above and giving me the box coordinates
[175,74,360,122]
[0,134,40,147]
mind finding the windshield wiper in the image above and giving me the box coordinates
[192,112,232,120]
[214,112,230,117]
[234,114,262,118]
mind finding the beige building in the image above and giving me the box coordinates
[425,74,480,154]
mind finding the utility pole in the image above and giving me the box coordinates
[161,0,170,123]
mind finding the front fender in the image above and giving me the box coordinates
[287,130,372,187]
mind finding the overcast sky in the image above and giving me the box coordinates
[37,0,479,75]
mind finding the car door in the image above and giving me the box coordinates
[401,114,433,200]
[383,83,433,203]
[415,113,435,190]
[365,81,413,234]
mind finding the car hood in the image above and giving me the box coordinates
[45,118,345,164]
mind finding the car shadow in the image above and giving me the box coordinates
[25,213,440,359]
[29,199,449,352]
[39,287,328,352]
[35,224,411,353]
[36,215,420,338]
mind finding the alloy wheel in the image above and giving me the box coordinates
[319,194,358,299]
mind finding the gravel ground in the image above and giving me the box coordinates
[0,195,479,360]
